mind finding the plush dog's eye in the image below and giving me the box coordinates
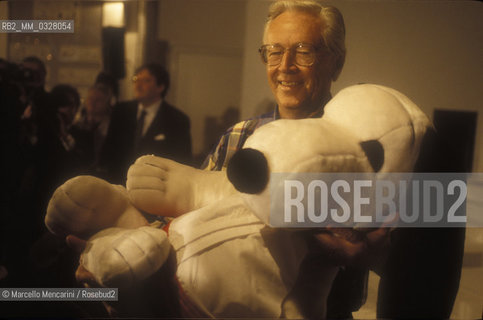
[359,140,384,172]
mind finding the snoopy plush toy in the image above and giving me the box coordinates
[45,84,431,318]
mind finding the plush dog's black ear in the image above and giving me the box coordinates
[227,148,269,194]
[360,140,384,172]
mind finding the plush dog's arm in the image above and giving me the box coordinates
[126,155,237,217]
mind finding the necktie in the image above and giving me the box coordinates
[135,109,147,143]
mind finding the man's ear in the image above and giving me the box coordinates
[227,148,269,194]
[330,53,344,81]
[359,140,384,172]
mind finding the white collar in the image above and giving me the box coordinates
[138,99,162,117]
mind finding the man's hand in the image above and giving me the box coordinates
[313,226,391,271]
[65,234,87,253]
[65,234,179,317]
[65,235,99,287]
[67,234,122,317]
[0,265,8,281]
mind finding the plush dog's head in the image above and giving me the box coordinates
[227,84,431,225]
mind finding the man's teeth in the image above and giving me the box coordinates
[280,81,300,86]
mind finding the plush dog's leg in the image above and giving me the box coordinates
[126,155,236,217]
[45,175,148,239]
[74,229,180,318]
[80,226,172,288]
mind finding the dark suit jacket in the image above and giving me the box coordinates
[100,100,191,184]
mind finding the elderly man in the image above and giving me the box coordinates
[204,0,345,170]
[202,1,371,318]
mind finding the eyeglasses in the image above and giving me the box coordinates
[258,43,323,67]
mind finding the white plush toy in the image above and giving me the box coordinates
[45,84,431,318]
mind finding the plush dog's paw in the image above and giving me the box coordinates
[45,176,133,238]
[81,226,171,288]
[127,155,235,217]
[126,156,192,216]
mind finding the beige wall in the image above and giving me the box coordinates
[157,0,246,158]
[240,0,272,119]
[157,0,246,49]
[241,0,483,171]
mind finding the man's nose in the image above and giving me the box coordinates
[278,50,297,72]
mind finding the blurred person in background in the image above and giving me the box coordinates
[27,84,84,235]
[71,84,113,176]
[100,63,192,184]
[94,71,118,105]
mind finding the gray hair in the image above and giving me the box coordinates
[263,0,346,80]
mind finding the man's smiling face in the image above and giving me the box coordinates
[265,10,335,119]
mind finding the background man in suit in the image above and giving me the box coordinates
[100,63,192,184]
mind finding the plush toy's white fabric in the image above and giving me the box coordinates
[238,84,431,226]
[239,119,374,225]
[81,226,170,287]
[323,84,431,173]
[45,84,432,319]
[169,196,313,317]
[168,195,338,318]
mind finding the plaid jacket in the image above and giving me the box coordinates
[201,110,279,171]
[201,105,330,171]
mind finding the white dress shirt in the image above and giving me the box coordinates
[137,99,162,136]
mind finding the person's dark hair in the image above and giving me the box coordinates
[135,63,170,98]
[95,71,116,90]
[50,84,80,109]
[22,56,47,79]
[94,71,117,103]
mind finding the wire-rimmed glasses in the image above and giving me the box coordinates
[258,43,323,67]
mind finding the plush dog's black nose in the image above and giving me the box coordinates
[227,148,269,194]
